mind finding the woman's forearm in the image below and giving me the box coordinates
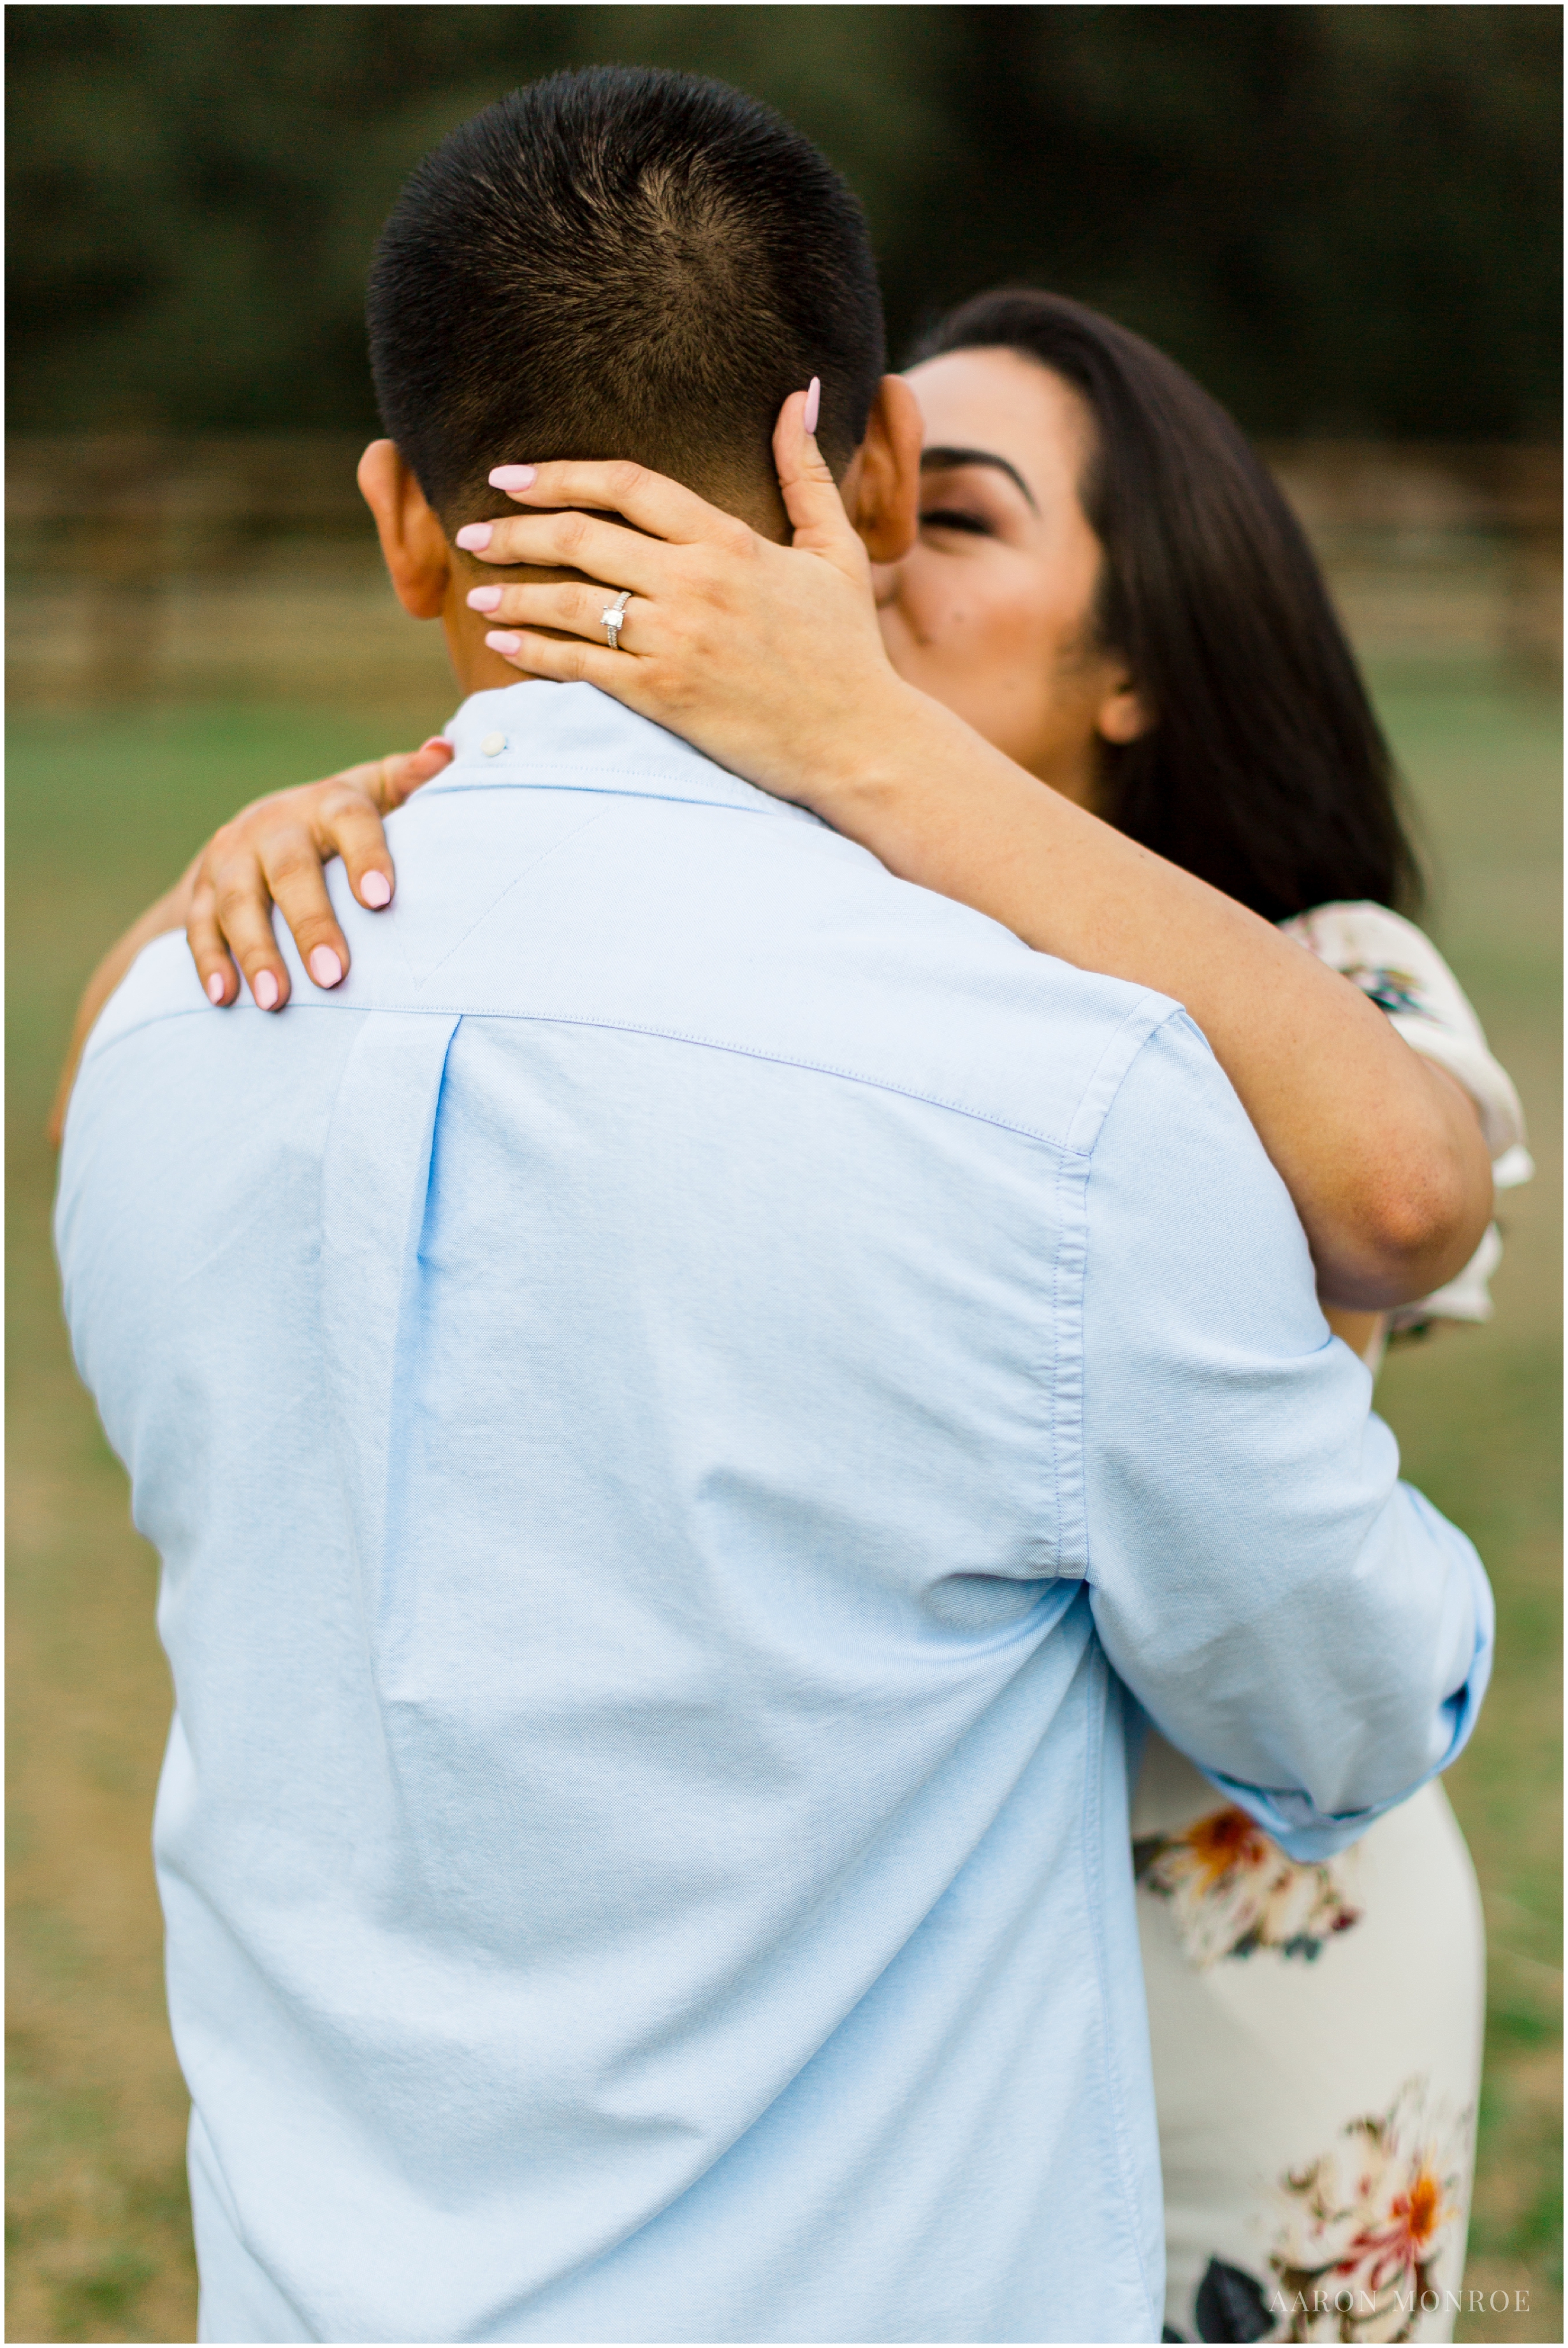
[48,868,195,1148]
[817,687,1493,1310]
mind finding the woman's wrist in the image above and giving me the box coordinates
[801,677,1001,836]
[803,682,1088,928]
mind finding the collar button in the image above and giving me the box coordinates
[481,731,507,757]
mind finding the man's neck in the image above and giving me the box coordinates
[440,567,559,696]
[436,474,797,697]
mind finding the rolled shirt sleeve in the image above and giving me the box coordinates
[1078,1008,1494,1862]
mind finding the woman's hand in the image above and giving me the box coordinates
[455,392,921,811]
[48,738,451,1148]
[185,738,452,1010]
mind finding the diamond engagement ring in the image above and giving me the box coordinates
[601,589,632,649]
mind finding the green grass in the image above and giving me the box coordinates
[6,677,1560,2343]
[1364,670,1563,2344]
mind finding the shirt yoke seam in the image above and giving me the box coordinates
[416,771,792,817]
[86,999,1174,1156]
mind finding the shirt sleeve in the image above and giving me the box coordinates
[1078,1007,1494,1862]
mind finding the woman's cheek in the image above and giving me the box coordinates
[878,578,968,690]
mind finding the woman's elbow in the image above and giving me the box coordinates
[1324,1132,1495,1310]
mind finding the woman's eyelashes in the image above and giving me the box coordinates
[919,504,994,536]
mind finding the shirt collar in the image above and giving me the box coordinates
[428,681,812,821]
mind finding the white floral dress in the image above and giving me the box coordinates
[1138,904,1531,2346]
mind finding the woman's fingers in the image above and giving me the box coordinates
[178,741,442,1009]
[264,784,407,981]
[467,577,635,641]
[309,786,402,914]
[487,458,729,547]
[483,625,657,701]
[259,831,353,993]
[194,850,291,1010]
[771,384,862,566]
[361,736,453,817]
[454,505,688,588]
[207,792,396,996]
[185,875,242,1008]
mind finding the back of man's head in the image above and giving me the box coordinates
[368,68,885,534]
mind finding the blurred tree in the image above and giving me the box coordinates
[6,3,1560,440]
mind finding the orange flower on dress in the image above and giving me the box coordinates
[1135,1804,1361,1967]
[1267,2080,1469,2342]
[1187,1805,1274,1879]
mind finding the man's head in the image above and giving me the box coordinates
[368,67,885,534]
[359,67,918,690]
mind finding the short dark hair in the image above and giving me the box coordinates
[368,68,885,528]
[912,290,1422,923]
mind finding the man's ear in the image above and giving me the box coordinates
[846,375,923,564]
[357,441,451,620]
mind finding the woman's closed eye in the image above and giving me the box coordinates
[920,504,995,536]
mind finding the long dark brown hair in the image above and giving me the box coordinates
[910,289,1421,922]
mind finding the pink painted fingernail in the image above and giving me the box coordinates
[418,736,451,757]
[803,377,821,436]
[309,945,343,989]
[454,523,493,552]
[205,973,226,1005]
[485,630,523,655]
[252,970,280,1010]
[360,870,393,909]
[467,585,503,613]
[489,465,537,493]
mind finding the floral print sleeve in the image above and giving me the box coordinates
[1279,902,1532,1329]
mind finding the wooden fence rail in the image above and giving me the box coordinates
[6,437,1560,703]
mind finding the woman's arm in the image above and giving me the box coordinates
[69,696,1485,1307]
[805,683,1492,1309]
[447,422,1492,1312]
[1321,1306,1385,1359]
[78,431,1492,1308]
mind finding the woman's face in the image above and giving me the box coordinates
[873,346,1149,808]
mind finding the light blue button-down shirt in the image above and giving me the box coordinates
[57,683,1492,2345]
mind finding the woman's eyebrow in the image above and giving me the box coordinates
[920,446,1038,513]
